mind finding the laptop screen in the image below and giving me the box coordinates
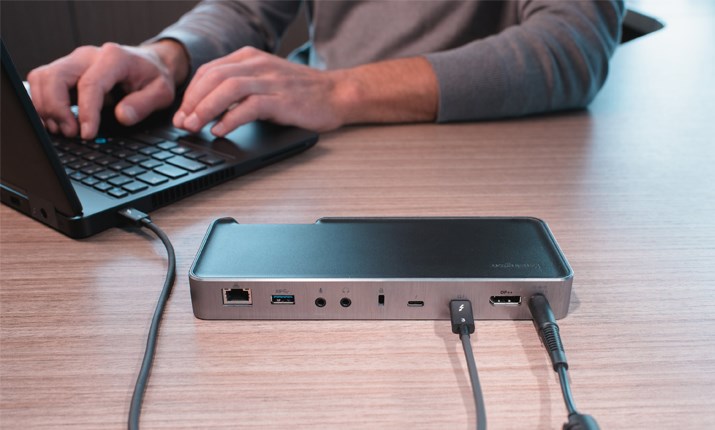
[1,40,83,217]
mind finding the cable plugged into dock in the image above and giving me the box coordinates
[529,294,600,430]
[450,300,486,430]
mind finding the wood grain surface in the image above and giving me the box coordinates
[2,2,715,429]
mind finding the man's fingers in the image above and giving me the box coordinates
[181,78,264,132]
[177,63,240,124]
[211,95,275,137]
[177,48,268,124]
[76,43,131,139]
[27,46,97,136]
[45,119,59,134]
[115,77,175,126]
[40,70,80,136]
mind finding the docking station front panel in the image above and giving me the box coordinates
[189,217,573,320]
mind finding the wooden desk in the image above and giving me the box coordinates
[2,3,714,429]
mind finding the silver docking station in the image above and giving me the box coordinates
[188,217,573,320]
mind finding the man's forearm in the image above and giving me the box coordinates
[425,1,624,122]
[330,56,439,126]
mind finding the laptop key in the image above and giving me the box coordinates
[108,175,132,187]
[83,151,104,161]
[80,165,104,175]
[122,166,147,177]
[94,182,113,192]
[109,161,132,171]
[107,187,129,198]
[155,164,189,179]
[170,145,192,155]
[69,146,90,157]
[126,154,149,164]
[100,146,119,155]
[68,160,90,170]
[139,146,161,156]
[137,172,169,186]
[122,181,149,193]
[139,159,163,169]
[166,156,206,172]
[157,141,178,150]
[199,155,225,166]
[59,155,78,165]
[57,143,73,153]
[184,150,208,160]
[69,171,87,181]
[152,150,175,161]
[82,176,100,186]
[124,140,147,151]
[95,156,119,166]
[113,149,134,159]
[95,170,118,181]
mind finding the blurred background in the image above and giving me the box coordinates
[1,0,662,79]
[0,0,309,77]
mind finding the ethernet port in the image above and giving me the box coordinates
[223,287,252,305]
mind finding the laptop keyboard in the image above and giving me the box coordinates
[53,131,226,199]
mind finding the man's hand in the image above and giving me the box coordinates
[173,47,347,134]
[174,47,439,135]
[27,40,189,139]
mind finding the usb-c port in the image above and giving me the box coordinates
[407,301,424,307]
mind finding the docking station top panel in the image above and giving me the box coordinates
[190,217,572,280]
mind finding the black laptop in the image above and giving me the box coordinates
[0,40,318,238]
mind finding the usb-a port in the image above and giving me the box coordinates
[271,294,295,305]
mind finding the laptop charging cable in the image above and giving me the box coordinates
[528,294,600,430]
[450,296,600,430]
[118,208,177,430]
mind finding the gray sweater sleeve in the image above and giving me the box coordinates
[151,0,301,74]
[425,1,624,122]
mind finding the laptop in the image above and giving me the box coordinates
[0,40,318,238]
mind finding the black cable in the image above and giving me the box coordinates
[450,300,487,430]
[528,294,599,430]
[557,365,577,416]
[118,208,176,430]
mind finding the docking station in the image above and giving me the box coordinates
[188,217,573,320]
